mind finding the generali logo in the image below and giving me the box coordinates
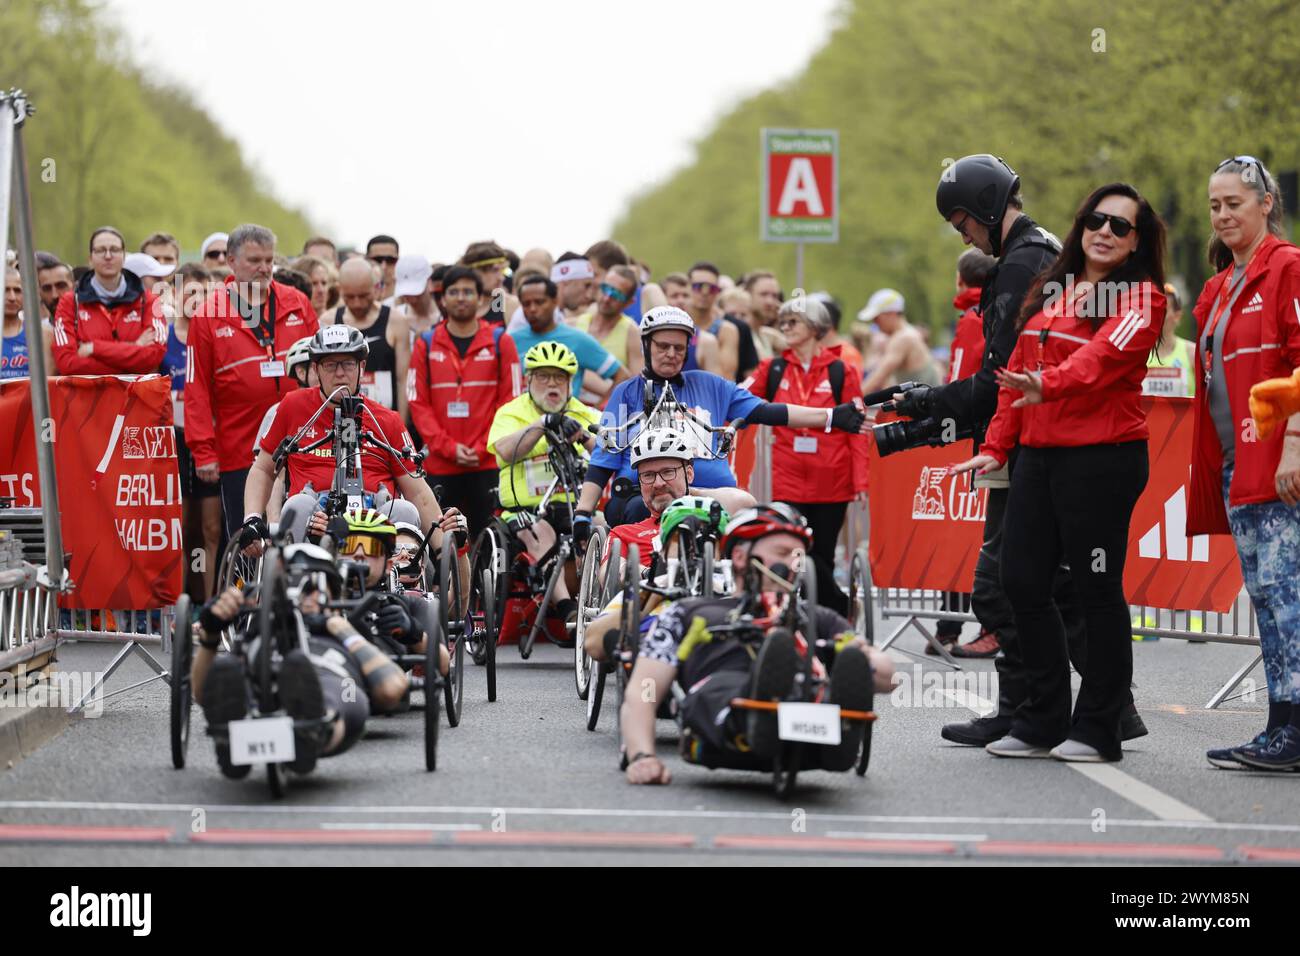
[911,465,987,523]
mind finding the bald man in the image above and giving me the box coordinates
[324,258,411,415]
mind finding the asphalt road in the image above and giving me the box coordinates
[2,614,1297,866]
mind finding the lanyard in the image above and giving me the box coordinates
[438,322,482,402]
[786,358,824,426]
[1202,267,1250,387]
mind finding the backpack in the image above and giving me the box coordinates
[764,356,845,402]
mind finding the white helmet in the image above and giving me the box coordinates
[639,306,696,340]
[630,428,695,467]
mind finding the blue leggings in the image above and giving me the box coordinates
[1224,465,1300,703]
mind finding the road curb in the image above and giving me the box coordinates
[0,666,80,770]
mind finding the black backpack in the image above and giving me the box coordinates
[764,356,845,402]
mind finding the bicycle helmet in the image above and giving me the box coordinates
[286,336,313,379]
[719,503,812,558]
[659,496,728,549]
[283,542,344,595]
[524,340,579,377]
[630,427,694,466]
[639,305,697,340]
[341,508,398,553]
[309,323,370,360]
[935,154,1020,256]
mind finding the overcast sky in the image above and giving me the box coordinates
[108,0,840,261]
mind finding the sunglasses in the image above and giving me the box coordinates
[343,534,389,558]
[1082,211,1135,238]
[203,249,226,259]
[1216,155,1272,192]
[599,282,630,304]
[691,281,720,295]
[368,255,398,265]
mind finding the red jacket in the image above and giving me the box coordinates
[605,516,659,568]
[982,280,1165,465]
[409,320,521,475]
[51,271,166,374]
[748,348,869,502]
[1188,234,1300,534]
[948,287,984,382]
[185,278,318,472]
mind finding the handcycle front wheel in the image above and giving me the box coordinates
[585,539,625,732]
[613,543,641,764]
[772,742,800,798]
[848,544,874,645]
[169,595,193,769]
[439,540,465,727]
[574,525,608,701]
[425,601,443,771]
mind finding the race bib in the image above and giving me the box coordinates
[524,456,556,498]
[358,370,394,408]
[793,436,818,454]
[447,401,470,419]
[1142,368,1186,397]
[259,360,285,378]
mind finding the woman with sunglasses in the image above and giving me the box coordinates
[954,183,1167,762]
[1188,157,1300,771]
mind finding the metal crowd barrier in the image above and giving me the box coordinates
[57,607,175,714]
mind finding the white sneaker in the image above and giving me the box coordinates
[1050,739,1110,762]
[985,735,1052,758]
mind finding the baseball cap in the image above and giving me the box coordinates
[124,252,175,279]
[857,288,905,323]
[394,255,432,297]
[200,232,228,257]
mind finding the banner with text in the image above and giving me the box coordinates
[867,397,1243,612]
[0,375,183,610]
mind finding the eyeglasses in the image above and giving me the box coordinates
[530,369,570,385]
[638,465,683,485]
[368,255,398,265]
[343,535,389,557]
[952,212,972,238]
[318,359,360,374]
[1082,211,1135,238]
[1216,155,1272,193]
[91,247,124,257]
[204,248,227,260]
[600,282,630,304]
[650,340,688,356]
[691,281,720,295]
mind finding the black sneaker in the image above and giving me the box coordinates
[277,650,326,775]
[202,655,251,779]
[1120,704,1148,742]
[746,629,800,759]
[822,645,873,771]
[1206,731,1269,770]
[941,713,1012,746]
[1234,726,1300,772]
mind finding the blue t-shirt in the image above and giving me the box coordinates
[159,325,187,428]
[1,328,29,380]
[590,371,763,488]
[511,323,621,396]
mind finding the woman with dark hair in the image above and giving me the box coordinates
[955,182,1167,762]
[1188,157,1300,772]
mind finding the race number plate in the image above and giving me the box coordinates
[776,701,841,746]
[228,716,295,766]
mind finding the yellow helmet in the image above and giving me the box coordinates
[524,340,579,377]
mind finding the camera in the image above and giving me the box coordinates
[866,382,974,457]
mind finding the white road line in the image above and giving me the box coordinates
[944,687,1214,823]
[824,831,988,842]
[0,800,1275,833]
[319,822,482,832]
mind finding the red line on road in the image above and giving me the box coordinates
[190,828,435,845]
[453,830,697,848]
[0,823,173,843]
[713,835,958,855]
[976,841,1225,861]
[1236,845,1300,862]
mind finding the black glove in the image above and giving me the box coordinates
[572,512,592,551]
[375,597,414,642]
[891,384,934,419]
[830,402,866,433]
[198,596,233,637]
[545,412,584,443]
[237,515,269,548]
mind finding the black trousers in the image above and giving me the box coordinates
[426,469,499,539]
[1000,442,1148,759]
[785,500,850,617]
[219,467,252,540]
[938,591,971,638]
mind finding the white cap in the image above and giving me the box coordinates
[124,252,175,279]
[857,288,905,323]
[394,255,432,297]
[200,232,228,257]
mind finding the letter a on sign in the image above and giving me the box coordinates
[777,158,825,217]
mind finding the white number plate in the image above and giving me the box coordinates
[228,716,295,766]
[776,702,841,746]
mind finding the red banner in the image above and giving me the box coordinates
[0,375,183,610]
[867,397,1243,612]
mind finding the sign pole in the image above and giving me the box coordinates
[795,241,804,293]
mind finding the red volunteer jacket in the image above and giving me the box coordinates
[1188,235,1300,534]
[185,278,319,472]
[747,348,869,502]
[409,320,520,475]
[947,287,985,383]
[605,515,659,568]
[982,280,1165,465]
[51,271,166,374]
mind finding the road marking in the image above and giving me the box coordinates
[0,823,171,843]
[944,687,1214,823]
[714,834,957,854]
[453,830,696,848]
[825,830,988,842]
[319,822,482,832]
[976,840,1224,861]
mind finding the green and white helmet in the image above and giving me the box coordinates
[659,496,728,548]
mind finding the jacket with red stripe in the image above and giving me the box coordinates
[51,271,166,374]
[947,287,985,383]
[409,319,521,475]
[747,347,869,502]
[982,280,1165,466]
[184,278,318,472]
[1188,235,1300,534]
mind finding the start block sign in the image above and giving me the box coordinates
[761,128,839,243]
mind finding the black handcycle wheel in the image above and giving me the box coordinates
[613,544,641,751]
[169,595,193,769]
[574,527,606,701]
[267,762,286,799]
[586,539,622,731]
[440,541,464,727]
[255,549,286,717]
[856,719,873,776]
[772,742,800,798]
[701,540,714,598]
[425,603,442,771]
[848,545,874,645]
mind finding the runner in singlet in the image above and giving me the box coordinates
[326,258,410,414]
[2,267,30,380]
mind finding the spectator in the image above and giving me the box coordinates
[1142,281,1196,397]
[662,272,691,311]
[291,254,334,316]
[34,252,73,322]
[322,257,410,415]
[139,232,180,268]
[302,235,338,266]
[859,289,942,394]
[511,274,629,402]
[184,223,319,537]
[809,292,863,374]
[200,232,228,268]
[2,266,29,380]
[684,261,731,377]
[123,252,175,296]
[366,234,400,303]
[461,239,517,325]
[52,226,167,374]
[717,287,761,382]
[741,270,787,359]
[393,255,436,341]
[572,263,644,379]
